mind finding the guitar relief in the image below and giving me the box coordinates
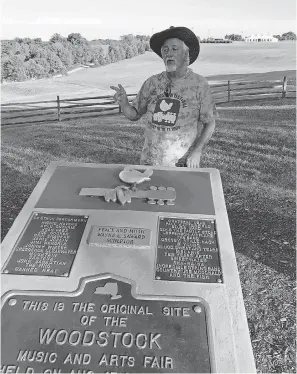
[79,186,176,206]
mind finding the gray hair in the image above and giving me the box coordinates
[183,42,190,65]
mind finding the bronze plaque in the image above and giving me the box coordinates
[2,213,88,277]
[88,226,151,248]
[155,217,222,283]
[35,166,215,215]
[1,277,211,373]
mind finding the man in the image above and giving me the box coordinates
[111,26,217,168]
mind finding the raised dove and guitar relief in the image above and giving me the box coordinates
[119,167,153,188]
[79,166,176,206]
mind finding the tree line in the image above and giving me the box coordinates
[273,31,296,41]
[1,33,151,82]
[224,31,296,41]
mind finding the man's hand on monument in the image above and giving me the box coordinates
[186,151,201,168]
[110,84,129,107]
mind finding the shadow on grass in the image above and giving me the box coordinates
[1,163,39,242]
[224,184,296,281]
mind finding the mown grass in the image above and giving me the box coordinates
[1,98,296,373]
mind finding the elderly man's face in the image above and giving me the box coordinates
[161,38,188,73]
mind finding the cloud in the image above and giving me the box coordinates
[2,17,102,25]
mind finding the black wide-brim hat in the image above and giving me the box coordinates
[150,26,200,65]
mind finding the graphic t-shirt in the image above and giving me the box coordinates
[132,69,217,167]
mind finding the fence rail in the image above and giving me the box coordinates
[1,76,295,125]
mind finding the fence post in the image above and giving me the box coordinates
[57,96,61,121]
[282,76,287,98]
[228,80,231,102]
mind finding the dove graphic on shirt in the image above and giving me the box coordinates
[160,100,173,112]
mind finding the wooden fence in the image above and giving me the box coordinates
[1,76,295,125]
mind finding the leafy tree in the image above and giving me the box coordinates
[120,34,136,45]
[144,41,150,51]
[280,31,296,40]
[108,49,116,63]
[91,47,105,65]
[49,33,67,43]
[2,55,27,81]
[137,43,145,54]
[125,45,134,59]
[117,45,126,60]
[14,37,23,44]
[114,45,125,60]
[104,53,111,65]
[67,33,88,46]
[22,37,33,44]
[46,51,65,74]
[58,48,73,67]
[132,43,138,56]
[29,43,45,59]
[225,34,243,41]
[35,57,51,74]
[2,40,19,56]
[24,59,46,79]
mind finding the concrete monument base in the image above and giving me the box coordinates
[1,162,256,373]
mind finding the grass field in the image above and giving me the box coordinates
[1,97,296,373]
[2,42,296,103]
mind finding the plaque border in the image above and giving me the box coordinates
[153,216,223,283]
[1,272,216,372]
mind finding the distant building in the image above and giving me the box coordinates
[244,34,278,42]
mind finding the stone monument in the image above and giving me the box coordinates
[1,161,256,373]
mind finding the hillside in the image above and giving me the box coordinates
[1,42,296,103]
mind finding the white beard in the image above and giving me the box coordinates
[165,62,177,72]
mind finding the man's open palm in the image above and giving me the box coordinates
[110,84,128,107]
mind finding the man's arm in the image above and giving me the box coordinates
[186,119,216,168]
[186,79,217,168]
[110,84,140,121]
[193,119,216,152]
[121,101,141,121]
[111,80,149,122]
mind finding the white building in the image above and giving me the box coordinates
[244,34,278,42]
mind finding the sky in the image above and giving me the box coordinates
[1,0,296,41]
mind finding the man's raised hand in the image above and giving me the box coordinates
[110,84,128,107]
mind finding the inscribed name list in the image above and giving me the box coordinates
[155,217,222,283]
[2,213,88,277]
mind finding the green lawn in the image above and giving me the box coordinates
[2,42,296,103]
[1,98,296,373]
